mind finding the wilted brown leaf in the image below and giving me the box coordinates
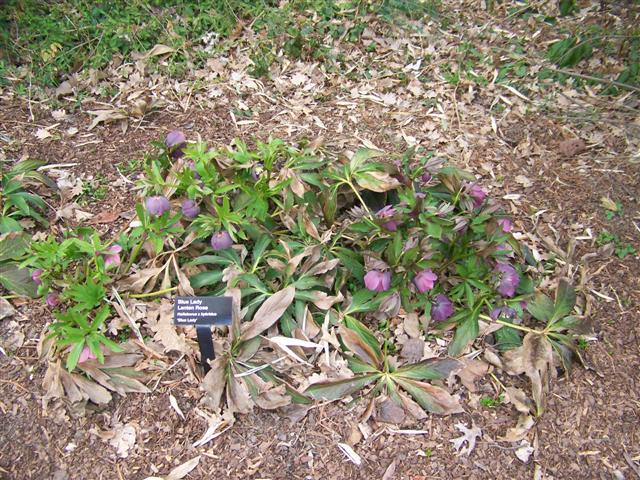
[240,286,295,341]
[456,358,489,392]
[338,325,381,367]
[87,210,120,225]
[226,376,253,414]
[498,414,535,442]
[119,266,165,293]
[201,356,228,410]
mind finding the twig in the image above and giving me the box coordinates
[129,286,178,299]
[548,68,640,93]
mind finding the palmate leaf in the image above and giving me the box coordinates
[304,373,381,401]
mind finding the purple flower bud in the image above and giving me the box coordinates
[414,269,438,293]
[31,269,43,285]
[420,172,432,183]
[46,292,60,307]
[468,183,487,208]
[495,262,520,297]
[165,130,186,148]
[145,196,171,216]
[363,270,391,292]
[210,231,233,251]
[377,205,401,232]
[103,245,122,268]
[497,218,513,233]
[432,294,454,321]
[181,199,200,219]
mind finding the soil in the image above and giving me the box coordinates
[1,6,640,478]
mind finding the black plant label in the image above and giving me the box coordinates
[173,296,232,326]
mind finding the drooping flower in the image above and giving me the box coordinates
[432,294,454,321]
[31,269,43,285]
[490,305,516,320]
[377,205,401,232]
[46,292,60,307]
[166,130,186,148]
[364,270,391,292]
[210,231,233,251]
[187,161,201,179]
[377,291,401,318]
[181,199,200,219]
[420,172,432,184]
[414,269,438,293]
[103,245,122,268]
[145,196,171,216]
[495,262,520,297]
[497,218,513,233]
[78,346,97,364]
[468,183,487,208]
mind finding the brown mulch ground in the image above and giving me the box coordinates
[1,32,639,479]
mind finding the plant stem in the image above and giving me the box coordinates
[123,232,148,273]
[345,180,371,214]
[482,314,544,335]
[129,286,178,298]
[1,295,21,300]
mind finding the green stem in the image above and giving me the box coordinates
[1,295,20,300]
[123,232,148,273]
[484,315,544,335]
[129,286,178,299]
[345,180,371,214]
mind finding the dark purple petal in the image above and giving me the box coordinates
[495,262,520,297]
[414,269,437,293]
[31,269,43,285]
[377,205,402,231]
[469,183,487,208]
[46,292,60,307]
[145,196,171,216]
[432,294,454,321]
[210,231,233,251]
[181,199,200,219]
[490,305,517,320]
[165,130,186,148]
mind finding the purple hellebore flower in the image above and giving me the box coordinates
[46,292,60,308]
[414,269,438,293]
[432,294,454,321]
[181,199,200,219]
[145,196,171,216]
[165,130,186,149]
[363,270,391,292]
[469,183,487,208]
[377,205,401,232]
[490,305,517,320]
[420,172,432,183]
[210,231,233,251]
[103,245,122,268]
[78,346,97,364]
[497,218,513,233]
[495,262,520,297]
[32,269,43,285]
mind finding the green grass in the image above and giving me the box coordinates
[0,0,441,89]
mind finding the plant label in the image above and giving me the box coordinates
[173,296,232,373]
[173,296,232,326]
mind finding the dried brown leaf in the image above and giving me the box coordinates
[240,286,295,341]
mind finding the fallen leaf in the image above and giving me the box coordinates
[450,422,482,456]
[504,386,534,414]
[456,358,489,392]
[108,423,136,458]
[144,44,177,58]
[169,394,185,421]
[191,408,235,448]
[377,397,406,424]
[201,356,228,410]
[87,210,120,225]
[0,298,16,320]
[499,414,535,442]
[403,313,421,338]
[514,175,533,188]
[382,460,397,480]
[515,440,534,463]
[87,110,128,130]
[400,338,424,364]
